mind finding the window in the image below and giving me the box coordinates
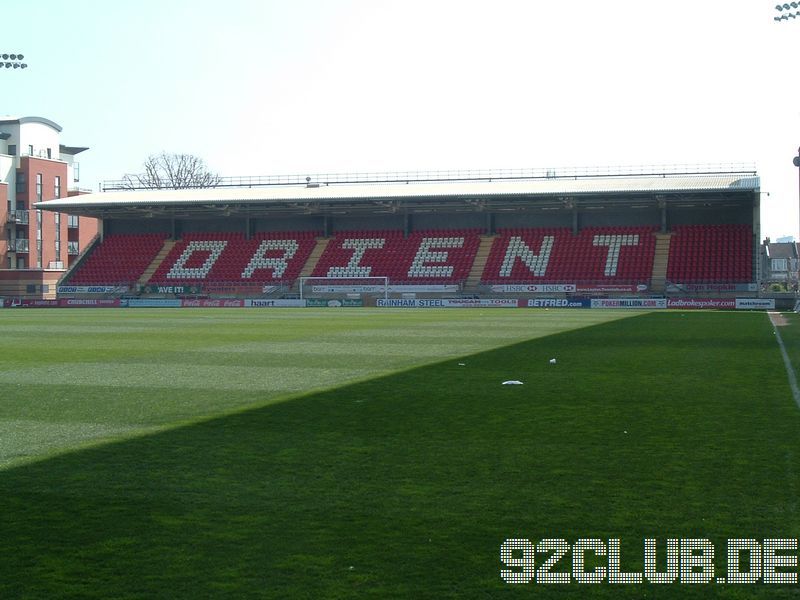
[27,144,33,156]
[55,176,61,198]
[772,258,788,272]
[15,171,26,195]
[73,162,80,182]
[68,214,79,228]
[46,148,52,159]
[8,144,15,156]
[35,173,42,201]
[55,240,60,255]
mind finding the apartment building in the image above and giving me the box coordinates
[0,116,97,297]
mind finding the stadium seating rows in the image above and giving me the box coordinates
[666,224,752,283]
[311,229,482,283]
[68,233,169,286]
[481,226,658,284]
[148,231,320,285]
[65,225,755,288]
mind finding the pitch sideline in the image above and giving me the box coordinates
[769,311,800,410]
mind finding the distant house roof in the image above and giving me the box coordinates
[767,242,797,259]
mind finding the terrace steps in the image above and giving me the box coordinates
[650,233,672,292]
[464,235,496,290]
[292,237,331,291]
[139,239,178,286]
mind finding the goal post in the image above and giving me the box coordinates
[299,276,389,301]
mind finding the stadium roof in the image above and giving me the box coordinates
[37,169,760,219]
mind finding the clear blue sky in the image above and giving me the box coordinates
[2,0,798,239]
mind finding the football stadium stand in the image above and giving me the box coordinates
[64,224,753,290]
[36,166,763,300]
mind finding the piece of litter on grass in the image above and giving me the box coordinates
[624,430,628,434]
[458,363,466,366]
[549,358,557,364]
[502,380,524,385]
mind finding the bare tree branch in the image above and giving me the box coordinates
[121,152,220,190]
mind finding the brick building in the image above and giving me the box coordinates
[0,116,97,298]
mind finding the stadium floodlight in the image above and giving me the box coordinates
[0,53,27,69]
[774,3,800,20]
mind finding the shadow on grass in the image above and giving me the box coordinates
[1,312,798,599]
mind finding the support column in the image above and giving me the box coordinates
[656,195,668,234]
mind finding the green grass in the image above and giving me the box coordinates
[0,308,625,468]
[0,308,798,598]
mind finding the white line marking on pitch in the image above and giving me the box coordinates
[769,312,800,410]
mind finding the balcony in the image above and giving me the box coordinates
[6,210,28,225]
[12,238,29,253]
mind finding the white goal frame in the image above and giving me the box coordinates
[298,276,389,301]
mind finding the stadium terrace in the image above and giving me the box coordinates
[26,164,764,306]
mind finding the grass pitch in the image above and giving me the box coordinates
[0,308,798,598]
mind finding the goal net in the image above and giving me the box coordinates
[299,276,389,301]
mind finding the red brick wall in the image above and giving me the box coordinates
[0,269,62,299]
[79,216,99,247]
[18,157,69,269]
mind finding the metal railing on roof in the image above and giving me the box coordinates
[100,163,758,192]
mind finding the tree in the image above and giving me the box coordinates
[122,152,220,190]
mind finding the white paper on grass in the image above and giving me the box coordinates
[502,380,524,385]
